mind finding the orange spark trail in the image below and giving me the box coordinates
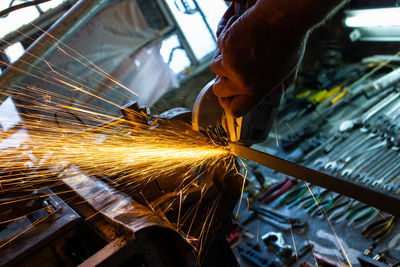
[0,213,52,249]
[30,23,139,97]
[289,219,298,261]
[0,23,241,258]
[234,158,247,219]
[285,121,296,136]
[274,119,279,147]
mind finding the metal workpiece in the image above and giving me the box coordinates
[230,143,400,217]
[0,188,81,266]
[58,166,200,266]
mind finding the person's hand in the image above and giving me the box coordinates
[211,2,308,117]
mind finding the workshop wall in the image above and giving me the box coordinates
[15,0,177,129]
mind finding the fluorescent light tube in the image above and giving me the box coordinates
[345,7,400,28]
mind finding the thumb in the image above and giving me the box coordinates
[219,94,259,118]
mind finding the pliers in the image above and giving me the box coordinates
[346,204,372,221]
[309,194,343,216]
[323,197,350,217]
[257,176,297,204]
[362,216,398,242]
[329,199,356,221]
[294,188,329,210]
[353,207,376,223]
[279,184,309,205]
[250,205,307,229]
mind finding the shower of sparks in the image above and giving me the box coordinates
[306,231,319,267]
[0,120,234,189]
[0,17,357,264]
[0,22,235,192]
[285,121,296,136]
[0,22,240,257]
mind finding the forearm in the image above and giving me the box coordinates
[253,0,349,36]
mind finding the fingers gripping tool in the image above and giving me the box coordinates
[192,0,283,146]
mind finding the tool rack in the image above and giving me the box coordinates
[234,60,400,266]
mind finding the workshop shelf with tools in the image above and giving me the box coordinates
[229,1,400,266]
[1,0,400,267]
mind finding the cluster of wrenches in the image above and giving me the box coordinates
[307,90,400,194]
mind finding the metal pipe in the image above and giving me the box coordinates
[230,143,400,217]
[0,0,75,50]
[0,0,111,103]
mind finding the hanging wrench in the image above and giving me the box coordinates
[322,130,365,160]
[302,132,346,162]
[361,147,397,180]
[323,133,382,171]
[325,139,388,173]
[376,165,400,190]
[312,129,369,168]
[341,147,389,178]
[350,142,391,176]
[362,158,400,187]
